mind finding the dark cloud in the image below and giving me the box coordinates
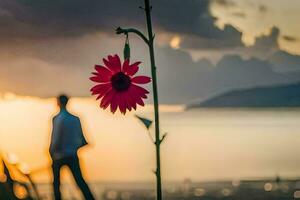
[233,26,281,60]
[176,24,243,50]
[0,0,142,40]
[0,0,243,49]
[253,27,279,49]
[154,0,240,39]
[178,24,243,50]
[153,0,243,49]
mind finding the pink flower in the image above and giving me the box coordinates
[90,54,151,114]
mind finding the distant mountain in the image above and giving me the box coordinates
[189,82,300,108]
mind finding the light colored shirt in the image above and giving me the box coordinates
[49,109,87,160]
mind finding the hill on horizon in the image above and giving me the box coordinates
[189,82,300,108]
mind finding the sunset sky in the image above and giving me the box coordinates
[0,0,300,183]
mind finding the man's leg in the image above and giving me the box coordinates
[52,160,62,200]
[67,156,95,200]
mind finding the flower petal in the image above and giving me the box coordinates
[125,61,141,76]
[124,93,132,112]
[110,93,119,113]
[127,87,145,107]
[118,93,127,114]
[90,83,110,92]
[131,76,151,84]
[90,83,112,97]
[100,90,115,109]
[90,65,112,83]
[124,90,137,110]
[131,84,149,99]
[103,56,121,73]
[90,76,101,83]
[95,65,112,76]
[103,58,113,71]
[134,96,145,106]
[122,59,130,72]
[107,54,121,72]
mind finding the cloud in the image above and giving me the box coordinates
[0,0,139,40]
[0,0,300,104]
[217,26,300,73]
[0,0,244,49]
[178,24,243,50]
[253,27,279,49]
[154,0,240,39]
[1,37,299,104]
[155,0,244,49]
[180,26,282,63]
[225,26,281,61]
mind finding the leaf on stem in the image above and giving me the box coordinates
[135,115,153,129]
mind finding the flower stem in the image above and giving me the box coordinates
[143,0,163,200]
[116,0,163,199]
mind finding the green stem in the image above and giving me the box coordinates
[143,0,162,200]
[116,0,163,199]
[116,27,149,45]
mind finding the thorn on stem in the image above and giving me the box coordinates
[159,133,167,144]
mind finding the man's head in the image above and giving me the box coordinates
[57,94,69,109]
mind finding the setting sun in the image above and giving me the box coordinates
[170,36,181,49]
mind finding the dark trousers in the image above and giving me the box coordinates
[52,155,95,200]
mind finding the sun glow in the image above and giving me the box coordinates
[1,94,300,183]
[170,36,181,49]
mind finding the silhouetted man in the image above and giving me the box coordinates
[49,95,95,200]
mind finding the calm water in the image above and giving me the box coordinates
[157,108,300,181]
